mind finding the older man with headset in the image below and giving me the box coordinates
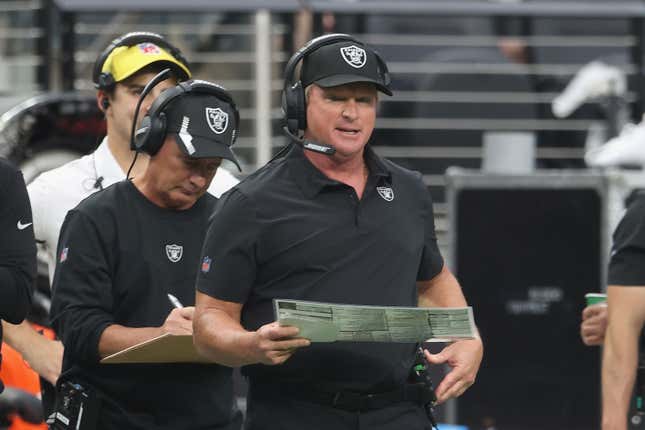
[193,33,483,430]
[49,78,243,429]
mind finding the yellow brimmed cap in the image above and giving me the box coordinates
[101,42,191,83]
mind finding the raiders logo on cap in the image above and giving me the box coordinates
[206,107,228,134]
[340,45,367,69]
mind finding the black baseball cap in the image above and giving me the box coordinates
[164,94,241,171]
[300,40,392,96]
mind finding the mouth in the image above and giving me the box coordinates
[335,126,361,136]
[178,187,201,196]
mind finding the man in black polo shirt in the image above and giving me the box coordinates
[194,35,483,429]
[0,158,36,392]
[49,81,242,429]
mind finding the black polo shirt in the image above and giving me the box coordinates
[609,191,645,286]
[197,144,444,392]
[51,181,239,430]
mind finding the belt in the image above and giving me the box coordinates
[251,381,434,412]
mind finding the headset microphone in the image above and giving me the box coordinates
[126,67,172,178]
[93,176,104,190]
[282,126,336,155]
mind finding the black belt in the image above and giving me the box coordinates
[250,381,434,412]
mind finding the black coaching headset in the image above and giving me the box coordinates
[92,31,190,93]
[281,33,391,154]
[133,79,239,156]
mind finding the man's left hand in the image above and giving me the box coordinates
[423,337,483,404]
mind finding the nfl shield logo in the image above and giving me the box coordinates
[201,256,212,273]
[377,186,394,202]
[165,244,183,263]
[206,107,228,135]
[340,45,367,69]
[138,42,161,55]
[59,247,69,263]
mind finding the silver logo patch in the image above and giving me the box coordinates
[377,186,394,202]
[206,107,228,134]
[165,244,183,263]
[340,45,367,69]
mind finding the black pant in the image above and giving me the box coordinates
[245,382,432,430]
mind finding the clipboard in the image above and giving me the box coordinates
[100,333,211,364]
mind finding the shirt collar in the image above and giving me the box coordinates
[94,136,126,187]
[287,144,392,199]
[364,145,392,183]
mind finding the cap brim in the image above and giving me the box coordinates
[117,59,191,83]
[108,44,191,83]
[315,74,393,96]
[173,134,242,172]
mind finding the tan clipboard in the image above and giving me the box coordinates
[100,333,211,364]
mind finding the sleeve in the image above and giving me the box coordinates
[608,197,645,286]
[415,175,444,281]
[50,209,115,365]
[0,163,36,324]
[28,173,62,283]
[196,189,260,303]
[27,173,49,244]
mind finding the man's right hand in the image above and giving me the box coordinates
[250,322,310,365]
[581,303,608,346]
[161,306,195,335]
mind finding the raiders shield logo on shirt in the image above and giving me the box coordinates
[340,45,367,69]
[165,244,183,263]
[206,107,228,134]
[377,186,394,202]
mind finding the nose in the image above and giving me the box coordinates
[342,99,358,120]
[189,171,208,189]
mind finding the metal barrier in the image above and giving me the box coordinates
[0,0,48,94]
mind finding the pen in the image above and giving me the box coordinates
[167,293,184,309]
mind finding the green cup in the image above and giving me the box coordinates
[585,293,607,306]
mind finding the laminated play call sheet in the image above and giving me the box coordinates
[274,299,476,343]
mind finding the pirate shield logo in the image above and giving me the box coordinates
[377,186,394,202]
[340,45,367,69]
[206,107,228,135]
[165,244,183,263]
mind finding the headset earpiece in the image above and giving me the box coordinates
[136,111,167,156]
[100,97,110,111]
[282,81,306,136]
[98,73,115,90]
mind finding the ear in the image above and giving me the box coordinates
[97,91,110,113]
